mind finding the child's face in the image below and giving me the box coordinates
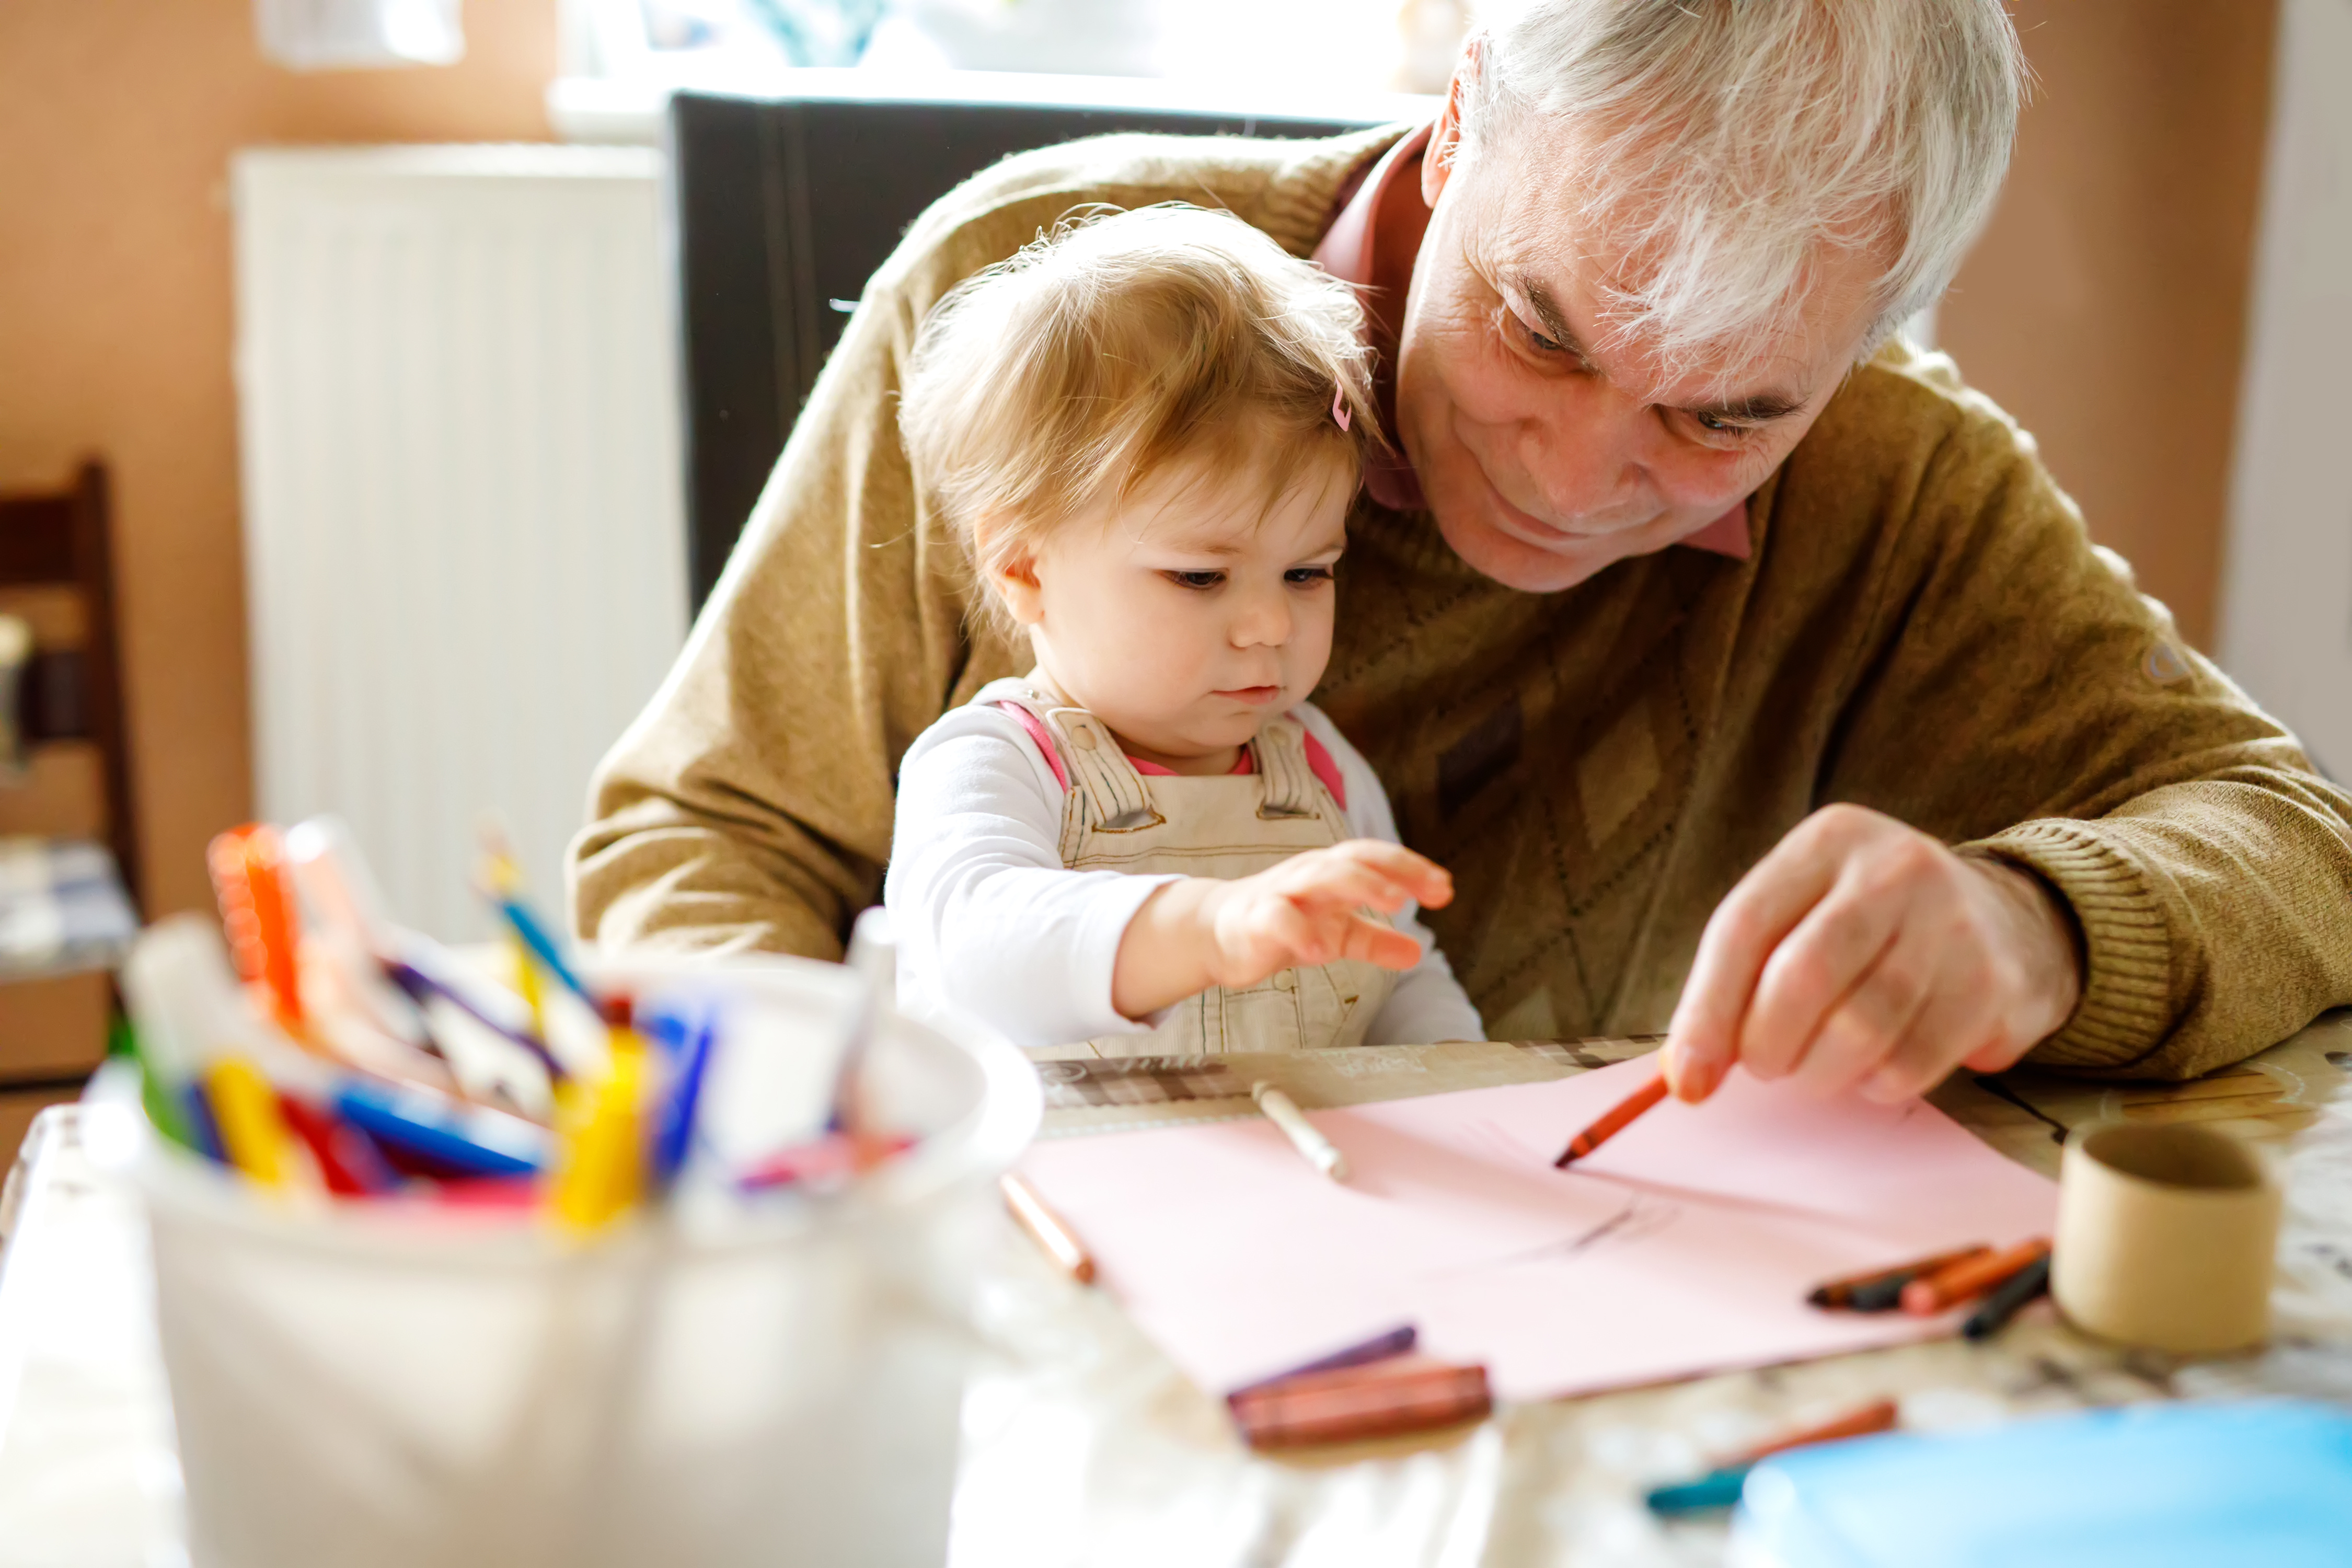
[994,452,1352,771]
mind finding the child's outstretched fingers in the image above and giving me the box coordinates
[1339,914,1424,971]
[1323,840,1454,909]
[1281,840,1454,914]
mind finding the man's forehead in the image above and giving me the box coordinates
[1470,145,1870,408]
[1500,260,1820,412]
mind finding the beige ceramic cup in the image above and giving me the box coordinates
[2051,1121,2282,1354]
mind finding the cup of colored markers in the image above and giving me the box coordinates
[90,815,1044,1568]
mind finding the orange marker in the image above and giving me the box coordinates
[1730,1397,1902,1465]
[1001,1172,1094,1284]
[1901,1237,2051,1316]
[1554,1073,1670,1167]
[208,824,304,1032]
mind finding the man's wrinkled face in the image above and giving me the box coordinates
[1394,96,1891,594]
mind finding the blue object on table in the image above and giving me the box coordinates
[1645,1463,1752,1515]
[1736,1399,2352,1568]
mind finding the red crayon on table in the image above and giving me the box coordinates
[1554,1074,1671,1167]
[1228,1355,1491,1451]
[1901,1237,2051,1316]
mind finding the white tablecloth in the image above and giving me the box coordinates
[6,1019,2352,1566]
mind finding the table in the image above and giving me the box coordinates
[4,1019,2351,1566]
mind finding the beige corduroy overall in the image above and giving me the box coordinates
[983,678,1396,1058]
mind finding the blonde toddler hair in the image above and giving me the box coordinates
[898,204,1382,630]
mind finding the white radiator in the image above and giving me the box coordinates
[234,145,687,941]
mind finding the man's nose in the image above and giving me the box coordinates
[1517,375,1647,520]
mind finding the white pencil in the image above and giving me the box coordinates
[1252,1081,1350,1182]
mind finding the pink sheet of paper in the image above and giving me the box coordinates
[1017,1057,2058,1402]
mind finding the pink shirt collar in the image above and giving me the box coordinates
[1311,124,1752,562]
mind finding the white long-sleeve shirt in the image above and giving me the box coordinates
[885,699,1486,1051]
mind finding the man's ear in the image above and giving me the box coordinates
[1424,36,1479,207]
[972,515,1047,627]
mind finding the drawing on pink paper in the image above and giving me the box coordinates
[1016,1057,2058,1402]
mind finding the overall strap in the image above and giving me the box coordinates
[1048,707,1161,831]
[981,676,1160,832]
[1250,716,1326,821]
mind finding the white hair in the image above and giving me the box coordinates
[1461,0,2025,376]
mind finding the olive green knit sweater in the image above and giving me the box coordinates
[573,125,2352,1080]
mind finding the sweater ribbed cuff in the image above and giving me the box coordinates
[1959,821,2174,1071]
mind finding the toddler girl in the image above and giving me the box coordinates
[887,205,1483,1057]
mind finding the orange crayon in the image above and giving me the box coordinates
[1002,1172,1095,1284]
[1901,1238,2051,1316]
[1554,1074,1670,1167]
[1731,1398,1902,1465]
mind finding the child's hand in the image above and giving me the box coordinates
[1198,840,1451,987]
[1112,841,1454,1020]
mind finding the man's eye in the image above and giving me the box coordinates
[1284,565,1335,586]
[1692,411,1751,436]
[1523,321,1562,353]
[1163,570,1224,590]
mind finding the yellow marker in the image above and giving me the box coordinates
[204,1055,300,1189]
[548,1018,647,1230]
[510,930,547,1036]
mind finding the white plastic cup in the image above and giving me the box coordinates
[2051,1121,2282,1355]
[95,954,1040,1568]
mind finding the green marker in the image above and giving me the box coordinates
[1644,1463,1751,1515]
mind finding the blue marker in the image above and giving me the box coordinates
[648,1008,718,1189]
[1644,1465,1752,1516]
[180,1081,227,1163]
[494,895,592,1005]
[333,1078,550,1178]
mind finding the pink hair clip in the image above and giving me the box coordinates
[1331,386,1351,432]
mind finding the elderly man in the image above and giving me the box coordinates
[574,0,2352,1101]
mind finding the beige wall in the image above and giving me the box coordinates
[1940,0,2278,651]
[0,0,558,920]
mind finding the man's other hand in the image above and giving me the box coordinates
[1659,804,2083,1104]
